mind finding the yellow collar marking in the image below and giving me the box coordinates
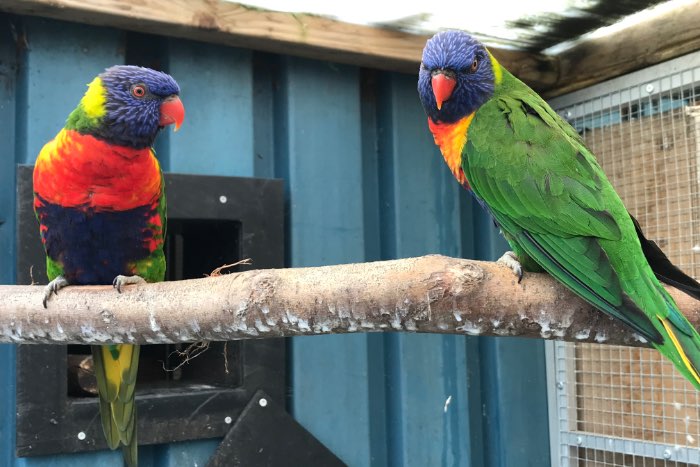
[487,51,502,86]
[81,76,107,120]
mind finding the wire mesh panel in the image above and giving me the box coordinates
[549,52,700,466]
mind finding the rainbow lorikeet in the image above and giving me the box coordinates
[33,65,184,465]
[418,30,700,389]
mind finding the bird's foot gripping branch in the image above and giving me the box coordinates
[2,255,698,347]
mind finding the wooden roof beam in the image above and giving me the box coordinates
[0,0,559,90]
[546,0,700,97]
[4,0,700,97]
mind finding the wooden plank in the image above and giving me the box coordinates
[547,0,700,97]
[0,15,17,464]
[168,40,254,176]
[279,56,376,467]
[16,17,124,164]
[377,73,472,466]
[0,14,18,286]
[0,0,558,89]
[479,337,550,467]
[0,345,15,467]
[377,73,463,260]
[5,0,700,96]
[159,40,257,467]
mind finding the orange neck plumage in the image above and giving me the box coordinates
[33,128,162,210]
[428,114,475,189]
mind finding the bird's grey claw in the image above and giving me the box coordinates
[497,251,523,283]
[112,275,146,293]
[42,275,69,308]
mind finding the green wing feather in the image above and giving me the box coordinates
[91,344,139,446]
[463,70,700,387]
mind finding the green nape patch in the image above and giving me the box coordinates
[65,104,103,133]
[65,76,106,133]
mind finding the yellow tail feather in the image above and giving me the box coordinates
[659,318,700,386]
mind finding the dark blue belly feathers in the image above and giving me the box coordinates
[35,194,157,285]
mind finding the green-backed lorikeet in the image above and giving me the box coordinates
[33,65,184,465]
[418,30,700,389]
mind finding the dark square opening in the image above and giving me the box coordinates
[16,168,286,457]
[165,219,242,281]
[66,218,245,399]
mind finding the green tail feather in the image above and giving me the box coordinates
[92,344,139,466]
[506,223,700,389]
[121,402,137,467]
[654,291,700,390]
[122,427,138,467]
[97,397,120,449]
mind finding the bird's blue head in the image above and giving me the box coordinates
[418,30,496,124]
[72,65,184,148]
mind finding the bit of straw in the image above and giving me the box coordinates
[207,258,252,277]
[162,341,210,372]
[29,265,37,286]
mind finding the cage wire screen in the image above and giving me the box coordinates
[548,52,700,466]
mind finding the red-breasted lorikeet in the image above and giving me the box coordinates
[418,30,700,389]
[33,65,184,465]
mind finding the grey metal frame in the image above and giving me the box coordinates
[546,49,700,467]
[549,52,700,112]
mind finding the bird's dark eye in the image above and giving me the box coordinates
[470,58,479,73]
[131,84,146,98]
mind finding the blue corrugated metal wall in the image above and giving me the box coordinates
[0,14,549,467]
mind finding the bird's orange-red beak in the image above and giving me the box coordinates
[159,95,185,131]
[431,72,456,110]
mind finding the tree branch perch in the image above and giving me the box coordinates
[2,255,699,347]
